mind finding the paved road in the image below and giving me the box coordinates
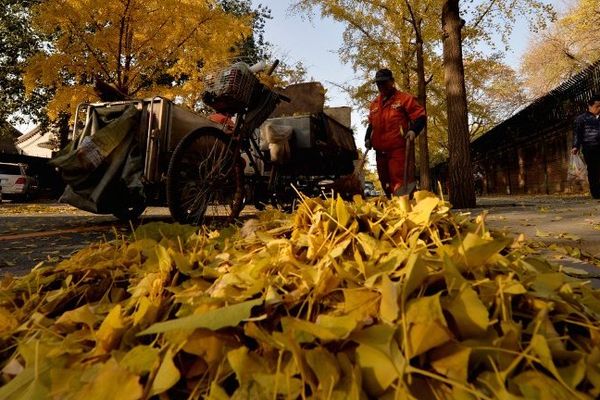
[0,201,257,276]
[0,203,172,276]
[2,195,600,287]
[473,195,600,257]
[468,195,600,287]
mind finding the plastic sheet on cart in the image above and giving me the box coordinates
[50,105,145,214]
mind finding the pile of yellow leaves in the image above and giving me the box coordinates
[1,191,600,399]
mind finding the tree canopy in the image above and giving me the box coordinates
[292,0,554,166]
[520,0,600,97]
[23,0,258,119]
[0,0,47,125]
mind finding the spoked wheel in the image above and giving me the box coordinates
[110,181,146,221]
[167,128,244,225]
[112,203,146,221]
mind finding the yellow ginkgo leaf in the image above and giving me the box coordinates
[227,346,270,385]
[305,347,341,393]
[444,287,490,339]
[139,299,262,335]
[95,305,126,353]
[430,343,472,383]
[558,357,586,389]
[535,228,552,238]
[586,347,600,393]
[75,359,143,400]
[183,329,228,366]
[459,233,508,269]
[55,305,98,329]
[281,317,345,342]
[405,294,452,357]
[132,296,159,327]
[335,195,351,228]
[512,370,574,400]
[149,350,181,396]
[356,343,399,396]
[252,373,304,398]
[529,335,560,378]
[407,196,439,226]
[0,307,19,334]
[120,345,160,375]
[377,274,399,324]
[315,314,358,339]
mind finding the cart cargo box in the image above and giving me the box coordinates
[259,112,357,176]
[263,113,356,151]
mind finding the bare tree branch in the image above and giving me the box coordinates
[129,16,213,94]
[470,0,500,30]
[64,15,113,81]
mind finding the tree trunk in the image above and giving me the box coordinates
[57,112,71,150]
[441,0,475,208]
[400,46,417,183]
[415,33,430,191]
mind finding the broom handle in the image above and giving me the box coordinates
[358,149,369,170]
[398,125,411,188]
[404,137,410,187]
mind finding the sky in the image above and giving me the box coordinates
[251,0,571,134]
[252,0,375,161]
[250,1,360,126]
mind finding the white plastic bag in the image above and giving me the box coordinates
[77,136,104,170]
[260,123,293,163]
[568,153,587,182]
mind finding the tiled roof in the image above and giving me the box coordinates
[15,125,43,145]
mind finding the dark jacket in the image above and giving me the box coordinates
[573,111,600,149]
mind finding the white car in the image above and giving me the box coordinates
[0,162,37,201]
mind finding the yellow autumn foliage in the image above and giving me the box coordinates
[24,0,253,120]
[1,192,600,399]
[520,0,600,97]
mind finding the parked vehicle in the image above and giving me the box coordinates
[51,60,357,224]
[363,181,380,197]
[0,162,37,201]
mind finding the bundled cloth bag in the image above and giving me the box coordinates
[259,122,293,164]
[49,105,145,214]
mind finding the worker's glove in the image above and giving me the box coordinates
[365,137,372,150]
[405,130,416,141]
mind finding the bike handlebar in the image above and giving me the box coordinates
[267,60,279,76]
[248,59,290,103]
[249,59,281,76]
[249,61,267,73]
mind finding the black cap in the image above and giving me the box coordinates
[374,68,394,83]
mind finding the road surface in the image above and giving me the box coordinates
[2,196,600,288]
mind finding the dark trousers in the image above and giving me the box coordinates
[582,146,600,198]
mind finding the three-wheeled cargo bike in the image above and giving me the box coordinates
[51,61,358,225]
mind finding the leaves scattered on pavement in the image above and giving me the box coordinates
[0,202,77,215]
[1,192,600,399]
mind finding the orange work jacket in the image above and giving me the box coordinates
[368,90,426,152]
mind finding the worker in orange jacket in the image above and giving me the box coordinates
[365,68,426,196]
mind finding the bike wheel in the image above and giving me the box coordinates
[167,128,244,225]
[112,203,146,221]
